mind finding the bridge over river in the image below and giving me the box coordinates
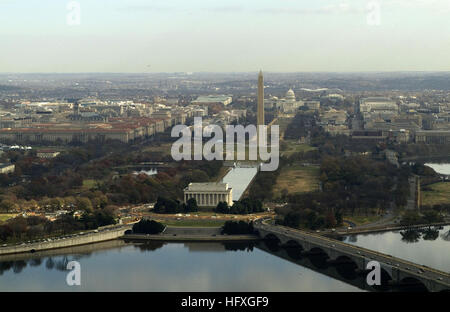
[254,221,450,292]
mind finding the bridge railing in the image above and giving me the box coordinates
[255,222,450,281]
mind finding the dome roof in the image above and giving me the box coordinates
[286,89,295,100]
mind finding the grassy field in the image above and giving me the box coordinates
[31,146,67,152]
[422,182,450,206]
[0,214,17,223]
[273,164,320,198]
[276,117,293,135]
[281,139,317,157]
[82,179,99,189]
[142,143,173,157]
[344,214,383,226]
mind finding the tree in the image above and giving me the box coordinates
[222,221,254,235]
[281,188,289,200]
[0,199,17,213]
[400,211,421,226]
[284,211,301,228]
[422,210,443,224]
[154,197,181,214]
[132,219,165,234]
[185,198,198,212]
[335,210,343,226]
[215,201,229,213]
[325,211,337,228]
[76,197,93,213]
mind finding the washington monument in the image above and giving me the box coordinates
[257,70,264,128]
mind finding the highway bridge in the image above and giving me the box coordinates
[254,221,450,292]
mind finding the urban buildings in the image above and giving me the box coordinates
[265,89,305,113]
[415,130,450,144]
[191,95,233,106]
[36,149,60,158]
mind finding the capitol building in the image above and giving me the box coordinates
[264,89,304,113]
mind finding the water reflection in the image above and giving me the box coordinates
[343,226,450,273]
[400,229,422,243]
[223,241,255,252]
[422,228,439,241]
[0,255,87,276]
[2,236,442,292]
[0,240,361,292]
[441,230,450,241]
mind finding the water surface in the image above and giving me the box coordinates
[0,241,361,292]
[343,225,450,272]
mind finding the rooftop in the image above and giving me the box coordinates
[185,182,231,192]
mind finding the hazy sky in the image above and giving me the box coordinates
[1,0,449,73]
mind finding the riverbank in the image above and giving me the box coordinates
[0,224,133,256]
[123,226,260,242]
[123,234,260,242]
[333,221,450,237]
[400,156,450,163]
[0,239,128,262]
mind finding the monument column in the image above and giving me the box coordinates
[257,70,265,128]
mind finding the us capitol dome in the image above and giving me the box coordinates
[286,89,296,102]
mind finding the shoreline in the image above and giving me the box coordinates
[334,221,450,237]
[0,224,132,257]
[122,233,260,242]
[0,225,260,257]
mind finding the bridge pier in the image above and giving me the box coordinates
[255,223,450,292]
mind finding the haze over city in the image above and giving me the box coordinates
[1,0,450,72]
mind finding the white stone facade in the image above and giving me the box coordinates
[184,182,233,207]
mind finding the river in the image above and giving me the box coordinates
[2,225,449,291]
[0,240,361,292]
[343,225,450,273]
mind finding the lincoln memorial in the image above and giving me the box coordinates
[184,182,233,208]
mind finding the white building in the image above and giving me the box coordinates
[191,95,233,106]
[265,89,304,113]
[360,97,398,115]
[184,182,233,208]
[360,97,399,125]
[0,163,15,174]
[36,149,61,158]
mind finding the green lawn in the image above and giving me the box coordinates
[142,143,172,157]
[82,179,98,189]
[273,164,320,198]
[344,214,383,226]
[0,214,17,223]
[281,139,316,157]
[32,146,66,152]
[422,182,450,206]
[277,117,294,134]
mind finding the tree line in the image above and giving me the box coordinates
[214,198,264,214]
[153,197,199,214]
[0,208,116,243]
